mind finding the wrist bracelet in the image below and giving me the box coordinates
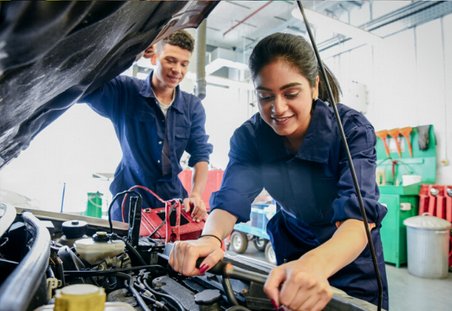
[199,234,223,248]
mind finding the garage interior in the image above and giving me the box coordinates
[1,1,452,310]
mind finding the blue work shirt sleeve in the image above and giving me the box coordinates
[186,98,213,167]
[332,113,387,226]
[210,124,263,223]
[81,76,129,120]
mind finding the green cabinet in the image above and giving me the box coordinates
[376,125,436,267]
[379,185,420,267]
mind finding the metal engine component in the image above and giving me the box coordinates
[96,253,132,271]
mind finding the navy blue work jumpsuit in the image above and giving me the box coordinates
[84,71,213,221]
[210,100,389,309]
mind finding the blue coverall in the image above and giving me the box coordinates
[84,71,213,221]
[210,99,389,309]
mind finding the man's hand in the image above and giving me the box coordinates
[183,193,207,222]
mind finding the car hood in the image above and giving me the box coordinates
[0,0,217,169]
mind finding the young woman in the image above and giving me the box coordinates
[169,32,388,310]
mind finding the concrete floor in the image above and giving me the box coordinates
[386,264,452,311]
[229,246,452,311]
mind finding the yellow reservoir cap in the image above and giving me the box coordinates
[54,284,106,311]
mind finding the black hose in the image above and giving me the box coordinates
[222,277,239,306]
[122,237,147,266]
[63,264,166,277]
[142,278,185,311]
[295,2,383,310]
[105,227,147,271]
[108,190,142,234]
[225,266,266,284]
[116,272,151,311]
[140,294,169,310]
[135,276,170,310]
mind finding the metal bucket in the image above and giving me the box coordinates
[404,214,451,278]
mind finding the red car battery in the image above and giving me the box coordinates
[139,199,204,242]
[121,185,205,243]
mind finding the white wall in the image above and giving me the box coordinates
[0,105,121,213]
[327,14,452,184]
[204,84,255,169]
[0,79,255,213]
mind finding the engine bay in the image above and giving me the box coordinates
[0,202,276,311]
[0,202,380,311]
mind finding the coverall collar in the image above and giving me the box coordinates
[139,70,184,113]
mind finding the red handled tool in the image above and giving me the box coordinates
[445,186,452,222]
[435,187,446,219]
[419,184,429,215]
[428,186,439,216]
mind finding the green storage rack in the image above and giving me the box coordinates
[376,125,437,267]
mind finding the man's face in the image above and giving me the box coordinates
[153,43,191,89]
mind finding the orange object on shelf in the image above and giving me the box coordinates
[388,128,402,157]
[376,130,391,157]
[399,127,413,157]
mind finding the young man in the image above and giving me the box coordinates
[84,30,212,222]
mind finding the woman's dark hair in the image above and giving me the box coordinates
[249,32,341,103]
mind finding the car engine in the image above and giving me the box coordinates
[0,202,379,311]
[0,202,276,311]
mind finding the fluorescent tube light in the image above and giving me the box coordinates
[291,8,382,45]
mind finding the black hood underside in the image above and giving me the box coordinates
[0,0,217,168]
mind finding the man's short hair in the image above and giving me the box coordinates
[158,30,195,53]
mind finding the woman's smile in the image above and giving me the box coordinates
[254,59,318,146]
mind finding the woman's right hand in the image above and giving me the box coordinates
[169,236,225,276]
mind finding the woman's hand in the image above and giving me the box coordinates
[169,236,224,276]
[264,219,372,310]
[264,256,333,311]
[170,209,236,276]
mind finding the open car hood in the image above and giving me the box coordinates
[0,0,217,169]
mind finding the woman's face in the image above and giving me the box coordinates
[254,59,319,145]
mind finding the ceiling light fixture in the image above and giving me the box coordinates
[291,8,382,45]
